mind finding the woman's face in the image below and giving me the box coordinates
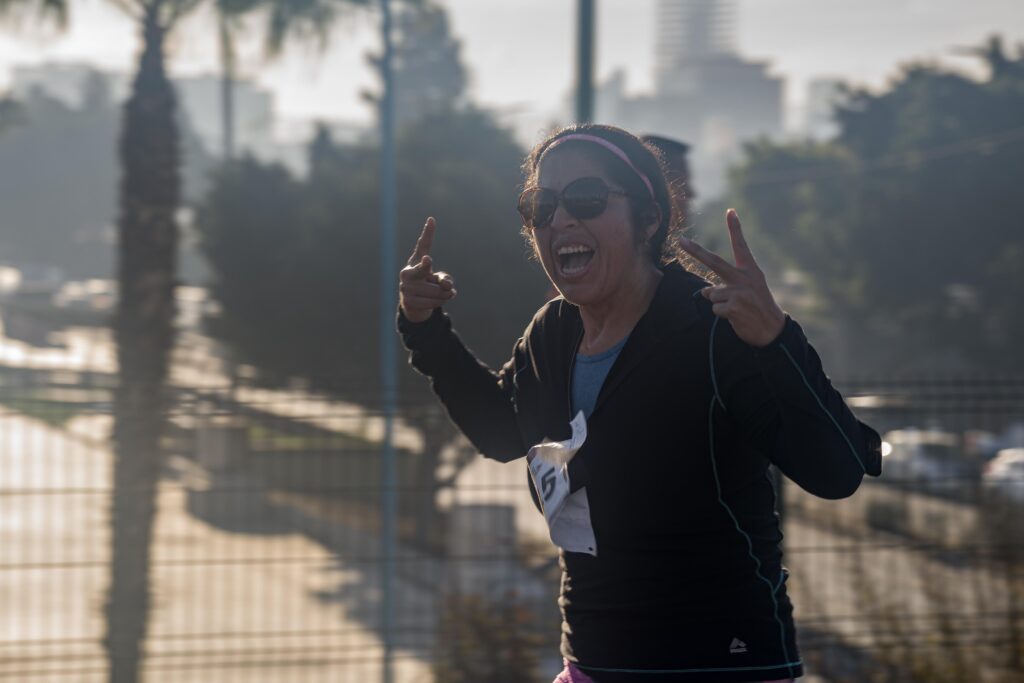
[532,146,652,308]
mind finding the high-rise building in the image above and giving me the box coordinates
[654,0,737,95]
[803,78,847,140]
[595,0,782,198]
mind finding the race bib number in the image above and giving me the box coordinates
[527,412,597,555]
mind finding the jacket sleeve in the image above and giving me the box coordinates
[397,307,528,463]
[711,313,882,499]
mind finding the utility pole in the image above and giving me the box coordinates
[576,0,596,123]
[218,13,235,160]
[378,1,398,682]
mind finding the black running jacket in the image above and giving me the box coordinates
[398,261,882,682]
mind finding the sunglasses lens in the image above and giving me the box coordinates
[518,188,557,229]
[563,177,609,220]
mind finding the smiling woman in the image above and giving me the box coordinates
[397,123,882,683]
[517,127,672,353]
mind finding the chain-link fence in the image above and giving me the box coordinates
[2,353,1022,682]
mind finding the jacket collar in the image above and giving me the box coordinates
[563,261,707,420]
[647,260,707,332]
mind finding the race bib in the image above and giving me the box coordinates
[527,412,597,556]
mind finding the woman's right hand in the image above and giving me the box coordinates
[399,217,456,323]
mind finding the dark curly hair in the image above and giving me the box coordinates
[521,123,683,264]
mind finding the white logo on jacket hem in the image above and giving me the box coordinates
[527,411,597,556]
[729,638,748,654]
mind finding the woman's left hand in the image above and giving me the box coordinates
[678,209,787,348]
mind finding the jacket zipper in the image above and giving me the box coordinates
[567,327,585,420]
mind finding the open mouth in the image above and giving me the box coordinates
[556,244,595,277]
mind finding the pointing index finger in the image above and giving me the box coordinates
[409,217,437,266]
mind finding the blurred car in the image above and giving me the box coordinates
[977,422,1024,461]
[983,448,1024,504]
[881,429,974,493]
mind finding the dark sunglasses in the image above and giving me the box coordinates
[517,176,629,230]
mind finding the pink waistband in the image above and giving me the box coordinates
[553,660,795,683]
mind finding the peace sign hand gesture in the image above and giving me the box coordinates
[680,209,787,348]
[399,217,456,323]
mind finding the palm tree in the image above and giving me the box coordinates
[105,3,187,679]
[2,0,376,679]
[2,2,188,677]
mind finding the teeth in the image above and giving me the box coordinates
[563,262,587,274]
[557,243,594,276]
[556,244,593,255]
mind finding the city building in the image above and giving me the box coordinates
[803,77,847,141]
[8,62,373,176]
[597,0,784,199]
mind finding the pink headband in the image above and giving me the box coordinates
[545,133,655,199]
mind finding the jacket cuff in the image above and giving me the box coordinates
[860,422,884,477]
[396,306,448,351]
[751,314,798,358]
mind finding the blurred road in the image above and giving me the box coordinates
[1,325,1020,680]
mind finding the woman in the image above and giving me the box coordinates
[397,124,882,683]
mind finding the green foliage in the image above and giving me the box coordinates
[0,396,83,427]
[729,36,1024,374]
[196,107,546,405]
[0,79,212,278]
[433,593,545,683]
[261,0,373,55]
[363,0,468,126]
[0,0,67,27]
[732,141,865,311]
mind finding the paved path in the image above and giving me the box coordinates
[3,323,1020,680]
[0,411,433,682]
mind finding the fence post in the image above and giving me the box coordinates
[378,1,398,682]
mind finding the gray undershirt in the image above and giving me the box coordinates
[572,335,629,419]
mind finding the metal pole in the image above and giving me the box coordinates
[576,0,596,123]
[218,13,235,160]
[378,1,398,682]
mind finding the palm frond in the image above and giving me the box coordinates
[104,0,145,21]
[261,0,373,56]
[0,0,69,29]
[163,0,207,28]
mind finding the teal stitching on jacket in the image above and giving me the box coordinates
[777,344,866,473]
[706,394,795,676]
[764,470,789,595]
[708,316,726,411]
[577,660,804,675]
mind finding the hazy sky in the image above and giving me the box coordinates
[1,0,1021,137]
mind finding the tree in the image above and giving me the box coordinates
[730,36,1024,375]
[1,0,373,679]
[433,593,544,683]
[0,74,213,278]
[363,0,467,128]
[213,0,376,160]
[200,0,541,549]
[197,107,545,548]
[104,8,183,680]
[0,1,196,676]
